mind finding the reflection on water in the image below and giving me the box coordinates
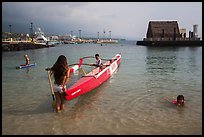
[145,56,177,74]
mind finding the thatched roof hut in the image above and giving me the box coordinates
[146,21,181,40]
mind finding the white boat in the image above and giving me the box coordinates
[34,28,47,43]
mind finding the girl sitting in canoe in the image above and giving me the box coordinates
[50,55,70,113]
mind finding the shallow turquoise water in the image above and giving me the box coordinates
[2,42,202,135]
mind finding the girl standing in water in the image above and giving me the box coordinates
[51,55,70,113]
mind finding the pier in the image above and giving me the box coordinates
[137,40,202,46]
[63,38,118,44]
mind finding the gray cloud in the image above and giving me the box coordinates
[2,2,202,40]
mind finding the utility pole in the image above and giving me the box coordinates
[97,31,100,39]
[103,29,105,40]
[78,29,81,38]
[30,22,33,42]
[9,25,12,34]
[109,30,111,40]
[9,24,12,41]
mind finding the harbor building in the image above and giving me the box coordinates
[145,21,181,41]
[193,24,198,39]
[137,21,202,46]
[179,28,186,39]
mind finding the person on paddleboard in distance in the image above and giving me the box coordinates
[24,54,30,66]
[51,55,70,113]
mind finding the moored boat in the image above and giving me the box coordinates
[64,53,122,101]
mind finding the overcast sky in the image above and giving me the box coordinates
[2,2,202,40]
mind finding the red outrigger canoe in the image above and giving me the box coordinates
[64,53,122,101]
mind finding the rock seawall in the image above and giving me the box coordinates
[2,42,55,52]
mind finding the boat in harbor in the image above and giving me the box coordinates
[99,39,118,44]
[34,28,48,45]
[64,53,121,101]
[34,28,60,46]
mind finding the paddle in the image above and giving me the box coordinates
[79,56,117,67]
[46,69,56,109]
[80,56,95,60]
[44,62,89,73]
[80,55,113,61]
[68,63,94,67]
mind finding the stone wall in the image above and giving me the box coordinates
[2,43,54,52]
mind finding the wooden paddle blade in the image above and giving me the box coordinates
[52,101,56,108]
[47,70,56,110]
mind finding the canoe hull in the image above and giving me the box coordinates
[65,53,121,101]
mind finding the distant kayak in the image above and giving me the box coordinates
[16,63,36,69]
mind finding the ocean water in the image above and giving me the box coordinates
[2,41,202,135]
